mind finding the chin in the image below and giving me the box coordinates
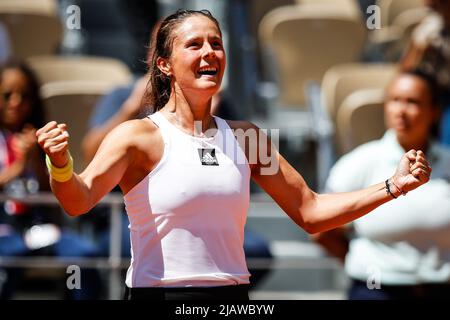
[198,83,220,93]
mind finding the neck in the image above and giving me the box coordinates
[397,135,430,154]
[161,86,216,136]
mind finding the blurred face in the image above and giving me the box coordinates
[385,74,439,147]
[0,68,32,129]
[161,15,226,97]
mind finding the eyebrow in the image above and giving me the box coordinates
[184,34,222,42]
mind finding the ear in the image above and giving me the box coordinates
[156,57,172,76]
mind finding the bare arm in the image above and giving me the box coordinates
[400,41,426,71]
[36,121,142,216]
[253,153,401,234]
[236,122,431,234]
[0,160,28,187]
[0,127,48,190]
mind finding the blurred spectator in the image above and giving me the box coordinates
[0,60,101,299]
[312,70,450,299]
[401,0,450,145]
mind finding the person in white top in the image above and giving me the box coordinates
[313,70,450,299]
[36,10,431,300]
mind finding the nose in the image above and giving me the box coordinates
[8,92,23,109]
[397,101,409,113]
[202,43,216,59]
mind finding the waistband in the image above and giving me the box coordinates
[124,284,250,300]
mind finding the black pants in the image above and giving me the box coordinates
[124,285,250,300]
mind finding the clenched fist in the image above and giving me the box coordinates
[36,121,70,168]
[391,149,432,195]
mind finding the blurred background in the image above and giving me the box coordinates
[0,0,448,300]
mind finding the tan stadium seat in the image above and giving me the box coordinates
[295,0,361,19]
[40,81,115,173]
[321,63,397,124]
[0,0,57,15]
[247,0,296,84]
[377,0,424,28]
[249,0,295,44]
[27,55,133,87]
[29,56,132,172]
[369,0,428,61]
[336,88,386,155]
[259,3,366,108]
[0,0,62,59]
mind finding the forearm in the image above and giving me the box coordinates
[400,43,424,71]
[303,181,396,234]
[0,161,26,186]
[82,107,135,163]
[38,121,134,217]
[50,173,93,216]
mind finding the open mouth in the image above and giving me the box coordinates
[197,66,218,76]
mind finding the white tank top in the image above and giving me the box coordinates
[124,111,251,288]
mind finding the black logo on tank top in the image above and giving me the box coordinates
[198,148,219,166]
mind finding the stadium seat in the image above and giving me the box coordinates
[27,55,132,86]
[321,63,396,123]
[259,3,366,108]
[0,0,62,59]
[40,80,114,172]
[336,88,386,154]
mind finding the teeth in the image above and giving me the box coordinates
[198,67,217,72]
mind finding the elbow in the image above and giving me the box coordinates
[298,194,321,234]
[302,221,321,235]
[302,218,340,235]
[298,212,320,234]
[301,214,335,234]
[65,208,86,217]
[63,204,90,217]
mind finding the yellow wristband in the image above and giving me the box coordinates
[45,153,74,182]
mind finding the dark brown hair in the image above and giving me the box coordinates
[0,60,46,131]
[144,9,221,112]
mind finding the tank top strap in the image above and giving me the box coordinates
[147,112,172,149]
[213,115,229,133]
[148,111,169,130]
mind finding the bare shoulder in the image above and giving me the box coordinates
[98,117,164,170]
[111,117,159,138]
[102,117,164,193]
[105,117,162,148]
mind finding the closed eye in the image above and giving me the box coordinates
[187,41,200,48]
[212,41,223,48]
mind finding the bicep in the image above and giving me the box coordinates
[79,125,133,205]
